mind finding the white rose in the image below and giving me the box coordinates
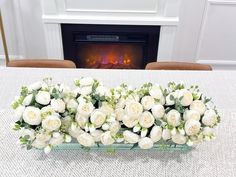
[77,132,95,147]
[80,86,92,95]
[35,91,51,105]
[166,109,181,127]
[202,109,218,126]
[141,96,155,110]
[109,121,121,135]
[139,111,155,128]
[183,110,200,121]
[68,126,84,138]
[123,130,139,143]
[171,134,187,144]
[202,127,214,136]
[150,126,162,142]
[42,115,61,131]
[49,134,64,146]
[79,77,94,87]
[75,113,89,128]
[90,110,106,128]
[190,100,206,115]
[23,106,42,125]
[32,140,47,149]
[66,99,79,110]
[77,102,94,117]
[116,98,126,109]
[51,99,65,113]
[149,85,163,99]
[20,128,35,140]
[151,104,165,119]
[122,115,138,128]
[22,94,33,106]
[115,108,125,121]
[162,129,171,140]
[184,119,201,136]
[91,130,103,142]
[179,89,193,106]
[125,101,143,117]
[138,137,154,149]
[96,86,111,97]
[28,82,42,91]
[101,131,115,145]
[14,105,25,119]
[99,104,113,116]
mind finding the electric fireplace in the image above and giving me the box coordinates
[62,24,160,69]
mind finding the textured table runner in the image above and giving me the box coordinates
[0,68,235,177]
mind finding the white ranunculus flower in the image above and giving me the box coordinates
[171,134,187,144]
[138,137,154,149]
[32,131,51,149]
[183,110,201,121]
[77,102,94,117]
[116,98,126,109]
[75,113,89,128]
[202,109,218,126]
[125,101,143,117]
[151,104,165,119]
[190,100,206,115]
[42,115,61,131]
[115,108,125,121]
[141,96,155,110]
[202,127,214,136]
[14,105,25,119]
[49,134,64,146]
[22,94,33,106]
[179,89,193,106]
[77,132,95,147]
[23,106,42,125]
[51,99,65,113]
[149,85,163,99]
[90,110,106,128]
[28,82,42,91]
[184,119,201,136]
[91,130,103,142]
[150,126,162,142]
[122,115,139,128]
[68,126,84,138]
[166,109,181,127]
[80,86,93,95]
[79,77,94,87]
[123,130,139,144]
[66,99,79,110]
[101,131,115,145]
[139,111,155,128]
[162,129,171,140]
[35,91,51,105]
[109,121,121,135]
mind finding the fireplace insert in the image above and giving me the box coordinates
[61,24,160,69]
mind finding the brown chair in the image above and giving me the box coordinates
[6,59,76,68]
[145,62,212,71]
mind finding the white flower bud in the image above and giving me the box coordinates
[138,137,154,149]
[77,132,95,147]
[172,134,187,144]
[141,128,148,138]
[123,130,139,144]
[162,129,171,140]
[44,145,52,154]
[22,94,33,106]
[150,126,162,142]
[102,123,110,131]
[133,124,141,133]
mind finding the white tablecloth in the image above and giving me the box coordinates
[0,68,235,177]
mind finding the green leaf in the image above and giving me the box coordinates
[130,143,138,150]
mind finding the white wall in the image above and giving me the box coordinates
[1,0,236,69]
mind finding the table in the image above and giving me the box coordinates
[0,68,235,177]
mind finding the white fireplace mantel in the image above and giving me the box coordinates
[41,0,182,60]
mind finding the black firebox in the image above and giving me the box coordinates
[61,24,160,69]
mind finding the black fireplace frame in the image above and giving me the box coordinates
[61,24,160,69]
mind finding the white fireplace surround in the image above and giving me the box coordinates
[42,0,182,61]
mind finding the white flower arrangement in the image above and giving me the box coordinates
[12,78,221,153]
